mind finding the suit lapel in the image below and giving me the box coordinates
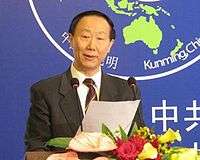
[99,74,118,101]
[58,69,83,135]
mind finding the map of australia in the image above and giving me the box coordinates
[123,16,162,54]
[105,0,182,55]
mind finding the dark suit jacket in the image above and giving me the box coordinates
[24,68,144,151]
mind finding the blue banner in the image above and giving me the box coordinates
[0,0,200,159]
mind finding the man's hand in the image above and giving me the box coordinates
[46,151,110,160]
[46,151,79,160]
[93,157,109,160]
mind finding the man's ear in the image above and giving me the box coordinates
[107,39,115,53]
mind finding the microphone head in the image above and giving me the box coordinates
[127,77,136,86]
[71,78,79,88]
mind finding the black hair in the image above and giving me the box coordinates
[68,10,116,40]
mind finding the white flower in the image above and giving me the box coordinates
[68,132,117,152]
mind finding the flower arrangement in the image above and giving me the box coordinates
[46,125,199,160]
[101,124,181,160]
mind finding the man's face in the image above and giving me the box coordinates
[70,15,114,76]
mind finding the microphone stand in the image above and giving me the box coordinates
[127,77,145,130]
[71,78,83,131]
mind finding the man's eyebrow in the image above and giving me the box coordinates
[97,31,107,34]
[80,29,108,34]
[80,29,91,32]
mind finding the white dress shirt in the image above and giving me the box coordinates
[70,64,102,116]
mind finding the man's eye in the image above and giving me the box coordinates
[97,37,105,40]
[81,35,90,39]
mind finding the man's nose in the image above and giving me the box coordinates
[87,37,96,50]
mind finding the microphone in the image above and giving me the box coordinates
[71,77,79,89]
[127,77,137,100]
[127,77,145,129]
[70,78,83,131]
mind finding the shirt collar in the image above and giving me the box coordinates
[70,64,102,90]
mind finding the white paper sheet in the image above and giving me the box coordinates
[80,100,140,133]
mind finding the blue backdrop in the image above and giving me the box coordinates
[0,0,200,159]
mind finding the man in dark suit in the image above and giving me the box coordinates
[25,10,144,152]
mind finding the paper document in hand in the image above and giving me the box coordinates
[82,100,140,133]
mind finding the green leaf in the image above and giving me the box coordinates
[119,126,128,140]
[162,153,170,160]
[102,123,116,142]
[45,137,72,149]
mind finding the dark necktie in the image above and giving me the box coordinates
[83,78,97,112]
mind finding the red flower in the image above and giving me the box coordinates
[113,138,140,160]
[151,138,159,149]
[155,154,162,160]
[129,135,147,152]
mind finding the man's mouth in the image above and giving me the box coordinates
[83,54,96,60]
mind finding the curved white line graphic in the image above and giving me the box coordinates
[109,54,200,80]
[138,0,160,2]
[28,0,74,61]
[29,0,200,81]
